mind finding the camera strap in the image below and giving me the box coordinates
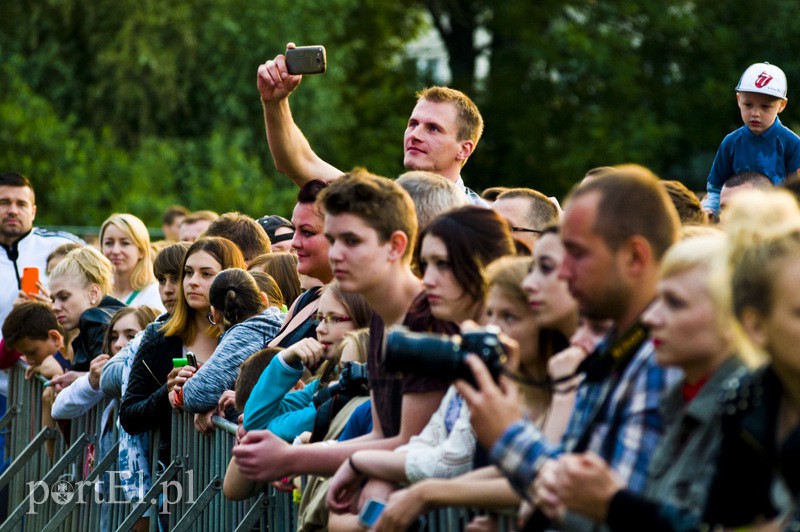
[521,321,651,532]
[571,319,650,456]
[575,320,650,384]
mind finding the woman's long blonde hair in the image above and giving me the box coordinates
[100,213,155,291]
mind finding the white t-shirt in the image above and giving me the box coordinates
[121,282,165,313]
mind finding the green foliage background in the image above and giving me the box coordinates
[2,0,800,227]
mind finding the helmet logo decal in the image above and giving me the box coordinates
[755,72,773,88]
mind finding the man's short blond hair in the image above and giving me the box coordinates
[417,86,484,146]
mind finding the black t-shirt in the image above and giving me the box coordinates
[367,291,458,437]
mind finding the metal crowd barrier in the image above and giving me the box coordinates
[1,361,517,531]
[0,362,290,531]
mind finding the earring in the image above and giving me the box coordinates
[90,298,97,306]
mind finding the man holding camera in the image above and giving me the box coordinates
[257,43,488,206]
[233,171,455,519]
[456,165,681,528]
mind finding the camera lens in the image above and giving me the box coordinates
[384,329,464,379]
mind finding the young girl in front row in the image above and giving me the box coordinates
[242,283,372,441]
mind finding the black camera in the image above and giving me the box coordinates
[312,362,370,408]
[383,327,506,387]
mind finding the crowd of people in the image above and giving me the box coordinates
[0,49,799,532]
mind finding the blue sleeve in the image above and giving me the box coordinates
[183,324,268,414]
[265,380,320,442]
[242,353,305,431]
[490,419,563,499]
[703,135,735,213]
[99,350,127,398]
[784,131,800,175]
[338,400,373,441]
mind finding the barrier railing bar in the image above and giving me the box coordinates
[0,426,56,491]
[170,476,222,532]
[0,433,90,532]
[0,404,17,432]
[40,441,121,532]
[234,491,269,532]
[116,457,183,532]
[211,415,237,435]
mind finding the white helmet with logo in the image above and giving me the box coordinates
[736,62,787,99]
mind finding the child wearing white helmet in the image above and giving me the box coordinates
[702,62,800,217]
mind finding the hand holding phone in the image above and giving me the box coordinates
[186,352,198,368]
[21,267,40,296]
[285,46,327,75]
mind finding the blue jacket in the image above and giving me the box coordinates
[242,351,321,441]
[703,117,800,213]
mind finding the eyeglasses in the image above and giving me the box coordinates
[313,312,352,325]
[510,226,543,234]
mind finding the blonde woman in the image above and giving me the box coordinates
[100,213,165,312]
[48,246,125,376]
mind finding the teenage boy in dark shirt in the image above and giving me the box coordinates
[233,170,454,513]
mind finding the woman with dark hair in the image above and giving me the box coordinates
[178,268,285,427]
[120,237,246,464]
[266,180,333,348]
[414,205,515,323]
[107,241,189,532]
[152,241,192,316]
[373,238,583,532]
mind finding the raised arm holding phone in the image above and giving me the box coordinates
[256,43,488,205]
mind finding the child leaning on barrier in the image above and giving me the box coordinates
[702,62,800,217]
[1,300,68,380]
[2,301,69,460]
[222,347,283,501]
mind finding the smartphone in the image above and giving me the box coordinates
[186,352,198,368]
[21,267,40,296]
[285,46,327,75]
[358,498,386,528]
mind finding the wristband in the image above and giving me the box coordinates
[348,455,365,476]
[174,387,185,408]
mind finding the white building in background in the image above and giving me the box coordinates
[404,13,491,87]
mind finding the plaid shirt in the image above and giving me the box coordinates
[490,338,679,499]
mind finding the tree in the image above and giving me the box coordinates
[0,0,427,226]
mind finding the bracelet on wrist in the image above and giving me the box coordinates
[348,455,365,476]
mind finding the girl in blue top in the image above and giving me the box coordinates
[242,283,372,439]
